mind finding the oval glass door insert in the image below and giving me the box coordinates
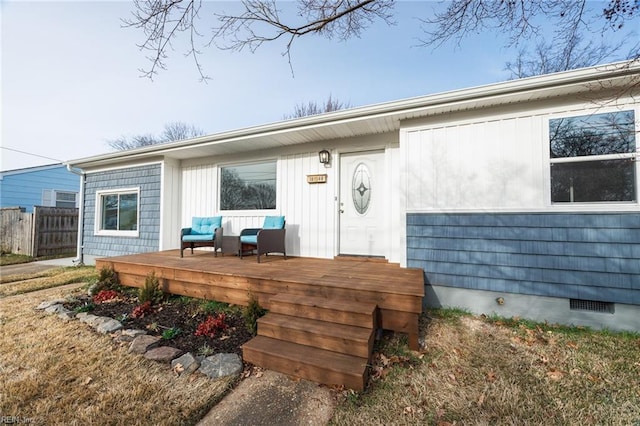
[352,163,371,215]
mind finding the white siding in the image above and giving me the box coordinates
[159,159,181,250]
[181,163,218,219]
[179,151,338,258]
[178,133,399,259]
[402,100,638,213]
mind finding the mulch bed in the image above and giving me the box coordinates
[64,292,254,356]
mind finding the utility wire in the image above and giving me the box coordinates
[1,146,63,163]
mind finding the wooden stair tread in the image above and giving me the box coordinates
[269,293,377,315]
[243,336,369,390]
[258,313,372,342]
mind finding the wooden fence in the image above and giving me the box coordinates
[0,206,78,257]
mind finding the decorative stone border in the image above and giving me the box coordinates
[36,299,243,380]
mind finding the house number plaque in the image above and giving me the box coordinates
[306,174,328,184]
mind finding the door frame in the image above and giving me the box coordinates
[335,148,391,259]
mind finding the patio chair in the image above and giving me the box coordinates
[240,216,286,263]
[180,216,223,258]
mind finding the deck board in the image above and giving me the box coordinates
[96,250,425,346]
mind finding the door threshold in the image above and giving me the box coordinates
[334,254,388,263]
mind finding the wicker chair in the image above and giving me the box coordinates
[180,216,223,258]
[239,216,286,263]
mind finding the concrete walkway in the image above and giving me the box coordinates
[198,369,336,426]
[0,257,76,277]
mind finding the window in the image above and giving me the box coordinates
[42,190,77,208]
[549,110,637,203]
[55,191,77,208]
[95,189,139,235]
[220,161,277,210]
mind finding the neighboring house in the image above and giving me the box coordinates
[0,163,80,212]
[67,61,640,332]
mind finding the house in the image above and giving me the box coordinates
[67,61,640,332]
[0,163,80,212]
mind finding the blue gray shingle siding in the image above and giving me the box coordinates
[82,164,161,257]
[407,213,640,305]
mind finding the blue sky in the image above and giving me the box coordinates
[1,1,632,170]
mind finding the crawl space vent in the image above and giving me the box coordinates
[570,298,615,314]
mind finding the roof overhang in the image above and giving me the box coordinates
[68,60,640,170]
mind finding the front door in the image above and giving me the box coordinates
[339,150,386,257]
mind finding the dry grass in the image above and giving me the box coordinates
[0,284,235,425]
[0,267,98,297]
[331,310,640,425]
[0,253,33,266]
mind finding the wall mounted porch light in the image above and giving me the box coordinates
[318,149,331,167]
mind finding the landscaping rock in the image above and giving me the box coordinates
[129,335,161,354]
[172,352,200,376]
[96,318,123,334]
[77,313,107,327]
[57,308,75,321]
[37,299,67,310]
[198,353,242,379]
[122,329,147,338]
[44,304,66,314]
[75,312,92,322]
[144,346,183,363]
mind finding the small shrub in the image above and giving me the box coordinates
[74,302,95,313]
[243,293,266,335]
[90,267,120,295]
[197,344,215,357]
[131,301,153,318]
[116,313,129,323]
[195,313,227,338]
[93,290,121,304]
[162,327,182,340]
[138,272,164,304]
[200,300,232,315]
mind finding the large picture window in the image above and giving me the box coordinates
[220,161,276,210]
[95,188,139,235]
[549,110,637,203]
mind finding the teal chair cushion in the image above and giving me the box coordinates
[183,234,215,242]
[240,235,258,245]
[263,216,285,229]
[191,216,222,235]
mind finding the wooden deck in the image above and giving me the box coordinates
[96,250,424,390]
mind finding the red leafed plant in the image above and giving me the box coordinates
[93,290,121,304]
[195,313,227,338]
[131,301,153,319]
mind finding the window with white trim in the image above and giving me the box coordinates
[549,110,637,203]
[95,188,139,235]
[220,160,277,210]
[42,190,78,208]
[55,191,77,208]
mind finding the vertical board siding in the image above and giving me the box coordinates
[180,152,336,258]
[405,115,543,210]
[407,213,640,305]
[83,164,161,257]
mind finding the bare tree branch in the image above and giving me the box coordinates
[210,0,395,73]
[124,0,638,80]
[284,94,351,119]
[107,121,205,151]
[123,0,207,81]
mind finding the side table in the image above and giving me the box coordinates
[220,235,240,256]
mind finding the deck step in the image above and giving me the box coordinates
[242,336,369,391]
[268,293,378,328]
[257,313,374,359]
